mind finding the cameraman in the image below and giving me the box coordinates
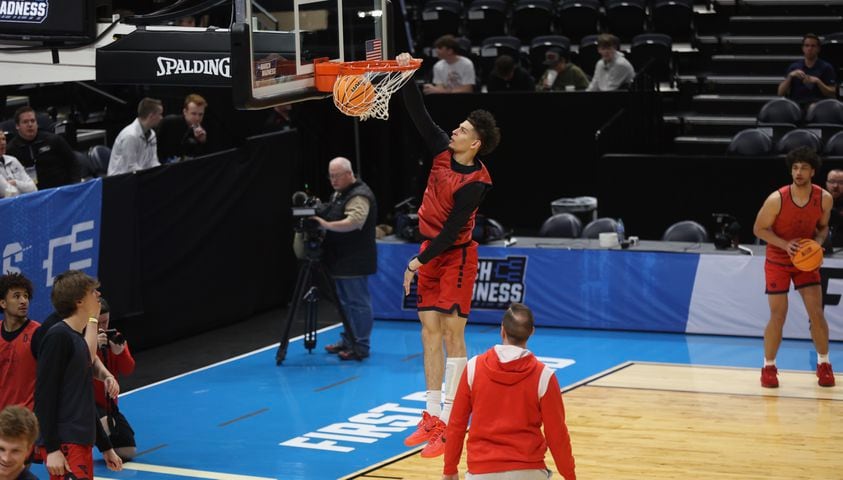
[94,298,137,461]
[314,157,378,361]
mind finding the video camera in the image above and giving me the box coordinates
[104,328,125,346]
[292,191,326,257]
[712,213,741,250]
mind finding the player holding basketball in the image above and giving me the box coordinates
[396,52,500,457]
[753,146,835,388]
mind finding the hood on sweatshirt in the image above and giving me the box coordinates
[482,345,539,386]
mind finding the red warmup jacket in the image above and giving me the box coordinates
[94,343,135,408]
[443,346,576,479]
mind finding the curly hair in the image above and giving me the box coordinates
[785,146,821,171]
[0,273,33,307]
[467,109,500,157]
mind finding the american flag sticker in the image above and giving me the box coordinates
[365,38,383,61]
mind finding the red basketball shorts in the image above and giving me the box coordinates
[416,240,479,318]
[765,260,821,294]
[39,444,93,480]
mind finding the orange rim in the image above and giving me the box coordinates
[338,59,422,74]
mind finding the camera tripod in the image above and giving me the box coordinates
[275,254,356,365]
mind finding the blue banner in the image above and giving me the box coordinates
[0,181,102,322]
[371,241,699,332]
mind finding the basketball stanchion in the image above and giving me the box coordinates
[314,58,422,121]
[791,238,823,271]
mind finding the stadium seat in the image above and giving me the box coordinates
[539,213,583,238]
[465,0,508,43]
[604,0,647,41]
[629,33,674,85]
[661,220,709,242]
[578,34,600,77]
[420,0,463,46]
[726,128,773,156]
[821,32,843,74]
[529,35,571,78]
[757,97,802,126]
[557,0,600,43]
[776,128,822,154]
[479,35,523,77]
[651,0,694,40]
[581,217,620,239]
[510,0,555,43]
[805,98,843,125]
[824,130,843,156]
[89,145,111,177]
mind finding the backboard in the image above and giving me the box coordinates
[231,0,391,109]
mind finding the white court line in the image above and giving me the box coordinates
[121,462,276,480]
[121,323,343,397]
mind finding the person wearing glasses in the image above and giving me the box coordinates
[107,98,164,176]
[777,33,836,107]
[312,157,378,361]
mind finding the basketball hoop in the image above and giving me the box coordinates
[315,58,422,121]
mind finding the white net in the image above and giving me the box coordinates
[332,60,420,121]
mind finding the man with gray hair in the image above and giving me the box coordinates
[315,157,378,361]
[107,98,164,176]
[442,303,576,480]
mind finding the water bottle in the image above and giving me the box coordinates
[617,218,625,243]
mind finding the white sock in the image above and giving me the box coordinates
[426,390,442,417]
[440,357,467,424]
[764,358,776,367]
[818,353,830,365]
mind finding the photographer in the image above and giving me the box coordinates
[313,157,378,361]
[93,298,137,461]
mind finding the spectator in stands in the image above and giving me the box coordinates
[93,298,136,461]
[587,34,635,92]
[107,98,163,176]
[442,303,576,480]
[424,35,476,94]
[537,47,589,92]
[777,33,836,107]
[825,168,843,249]
[0,405,39,480]
[0,273,40,412]
[486,55,535,92]
[753,147,834,389]
[157,94,210,163]
[7,106,79,190]
[35,270,123,479]
[0,131,36,198]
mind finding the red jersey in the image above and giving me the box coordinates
[418,150,492,245]
[767,184,824,265]
[0,319,40,410]
[94,343,135,408]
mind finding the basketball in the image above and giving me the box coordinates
[333,75,376,117]
[791,239,823,272]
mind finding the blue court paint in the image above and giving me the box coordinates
[28,321,839,480]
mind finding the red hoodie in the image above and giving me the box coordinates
[443,345,576,479]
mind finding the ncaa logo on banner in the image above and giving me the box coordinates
[0,0,49,23]
[402,255,528,310]
[2,221,96,286]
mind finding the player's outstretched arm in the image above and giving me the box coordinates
[397,53,450,155]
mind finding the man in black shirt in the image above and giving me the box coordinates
[35,271,122,479]
[156,93,210,163]
[6,107,79,190]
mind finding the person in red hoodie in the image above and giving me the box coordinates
[93,298,137,461]
[442,303,576,480]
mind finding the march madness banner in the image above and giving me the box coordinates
[0,180,102,322]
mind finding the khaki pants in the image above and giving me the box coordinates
[466,470,552,480]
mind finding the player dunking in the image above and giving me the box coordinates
[396,52,500,458]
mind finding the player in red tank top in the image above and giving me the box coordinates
[0,273,40,412]
[753,146,835,388]
[396,52,501,458]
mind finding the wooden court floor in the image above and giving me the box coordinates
[350,363,843,479]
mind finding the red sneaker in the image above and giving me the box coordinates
[817,362,836,387]
[404,412,438,447]
[761,365,779,388]
[420,417,447,458]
